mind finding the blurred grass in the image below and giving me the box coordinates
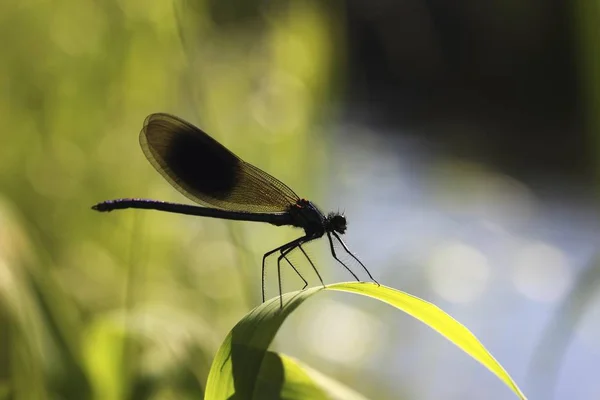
[0,0,344,398]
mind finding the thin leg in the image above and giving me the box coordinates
[279,247,308,290]
[326,233,360,281]
[296,243,325,288]
[279,236,323,288]
[262,236,307,302]
[332,232,380,286]
[274,245,309,309]
[277,250,283,310]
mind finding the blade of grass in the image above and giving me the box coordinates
[254,352,368,400]
[205,282,527,400]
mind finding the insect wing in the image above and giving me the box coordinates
[140,113,299,213]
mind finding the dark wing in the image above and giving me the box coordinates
[139,113,300,213]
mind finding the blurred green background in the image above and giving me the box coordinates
[2,0,600,399]
[1,0,345,398]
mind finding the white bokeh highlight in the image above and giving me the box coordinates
[512,242,573,303]
[427,241,491,303]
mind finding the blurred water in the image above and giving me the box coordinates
[280,121,600,400]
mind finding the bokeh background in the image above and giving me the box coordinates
[2,0,600,399]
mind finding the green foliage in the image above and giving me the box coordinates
[1,0,342,398]
[206,283,527,399]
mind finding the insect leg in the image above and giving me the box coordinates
[331,231,379,285]
[326,232,360,282]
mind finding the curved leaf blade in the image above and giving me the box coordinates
[327,283,527,399]
[205,283,527,400]
[255,352,368,400]
[205,288,322,399]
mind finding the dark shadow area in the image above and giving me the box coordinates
[343,0,586,184]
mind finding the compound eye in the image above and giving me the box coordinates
[332,214,347,233]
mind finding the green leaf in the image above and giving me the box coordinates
[254,352,368,400]
[205,283,527,400]
[328,283,527,399]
